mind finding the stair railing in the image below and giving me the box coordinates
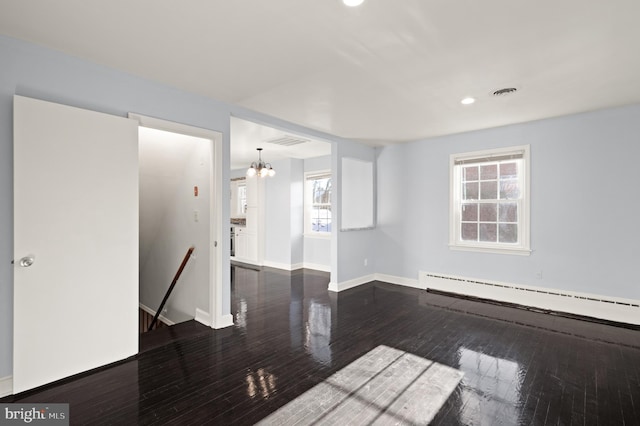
[148,246,195,331]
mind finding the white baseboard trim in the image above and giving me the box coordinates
[420,271,640,326]
[303,262,331,273]
[231,256,262,267]
[327,273,418,293]
[262,261,331,273]
[329,274,376,292]
[195,308,211,327]
[374,273,422,289]
[262,260,304,271]
[0,375,12,397]
[139,303,175,326]
[213,314,234,329]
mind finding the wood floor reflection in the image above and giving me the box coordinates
[3,265,640,425]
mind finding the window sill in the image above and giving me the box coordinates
[304,233,331,239]
[449,244,531,256]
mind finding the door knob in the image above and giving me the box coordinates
[19,255,35,267]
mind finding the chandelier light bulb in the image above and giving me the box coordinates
[343,0,364,6]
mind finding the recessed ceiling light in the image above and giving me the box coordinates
[461,97,476,105]
[343,0,365,6]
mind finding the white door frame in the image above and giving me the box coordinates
[129,113,229,329]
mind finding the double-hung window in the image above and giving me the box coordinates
[450,145,530,255]
[305,171,332,235]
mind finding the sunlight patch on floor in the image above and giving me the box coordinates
[257,345,464,425]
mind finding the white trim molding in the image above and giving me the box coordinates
[195,308,211,327]
[449,144,531,256]
[262,261,304,271]
[231,256,263,267]
[304,262,331,273]
[261,261,330,273]
[0,375,12,397]
[374,273,421,289]
[213,314,234,329]
[329,274,376,292]
[327,273,417,292]
[129,113,226,340]
[420,271,640,325]
[303,233,331,239]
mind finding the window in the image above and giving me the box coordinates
[450,145,530,255]
[305,171,332,234]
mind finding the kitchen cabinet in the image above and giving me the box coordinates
[234,226,258,262]
[230,179,247,218]
[230,175,264,265]
[234,226,247,259]
[245,206,258,233]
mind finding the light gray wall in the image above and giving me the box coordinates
[375,145,407,275]
[0,35,349,379]
[140,140,210,323]
[332,141,377,283]
[241,155,330,270]
[263,158,305,268]
[290,160,304,266]
[304,155,331,172]
[376,103,640,300]
[230,169,246,179]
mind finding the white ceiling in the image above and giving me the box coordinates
[230,117,330,170]
[2,0,639,145]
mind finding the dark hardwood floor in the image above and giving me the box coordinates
[4,265,640,425]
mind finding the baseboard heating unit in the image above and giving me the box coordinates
[419,272,640,326]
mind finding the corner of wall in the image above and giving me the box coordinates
[213,314,234,329]
[0,375,13,398]
[195,308,211,326]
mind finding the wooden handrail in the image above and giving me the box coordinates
[148,246,195,331]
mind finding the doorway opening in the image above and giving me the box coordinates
[138,126,210,330]
[230,117,333,277]
[131,113,225,334]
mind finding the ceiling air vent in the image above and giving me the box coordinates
[492,87,518,96]
[265,135,310,147]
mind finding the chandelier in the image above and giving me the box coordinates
[246,148,275,178]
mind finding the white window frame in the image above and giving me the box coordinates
[449,145,531,256]
[304,170,332,238]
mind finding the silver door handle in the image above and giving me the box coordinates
[19,255,35,267]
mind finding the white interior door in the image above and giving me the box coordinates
[13,96,139,394]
